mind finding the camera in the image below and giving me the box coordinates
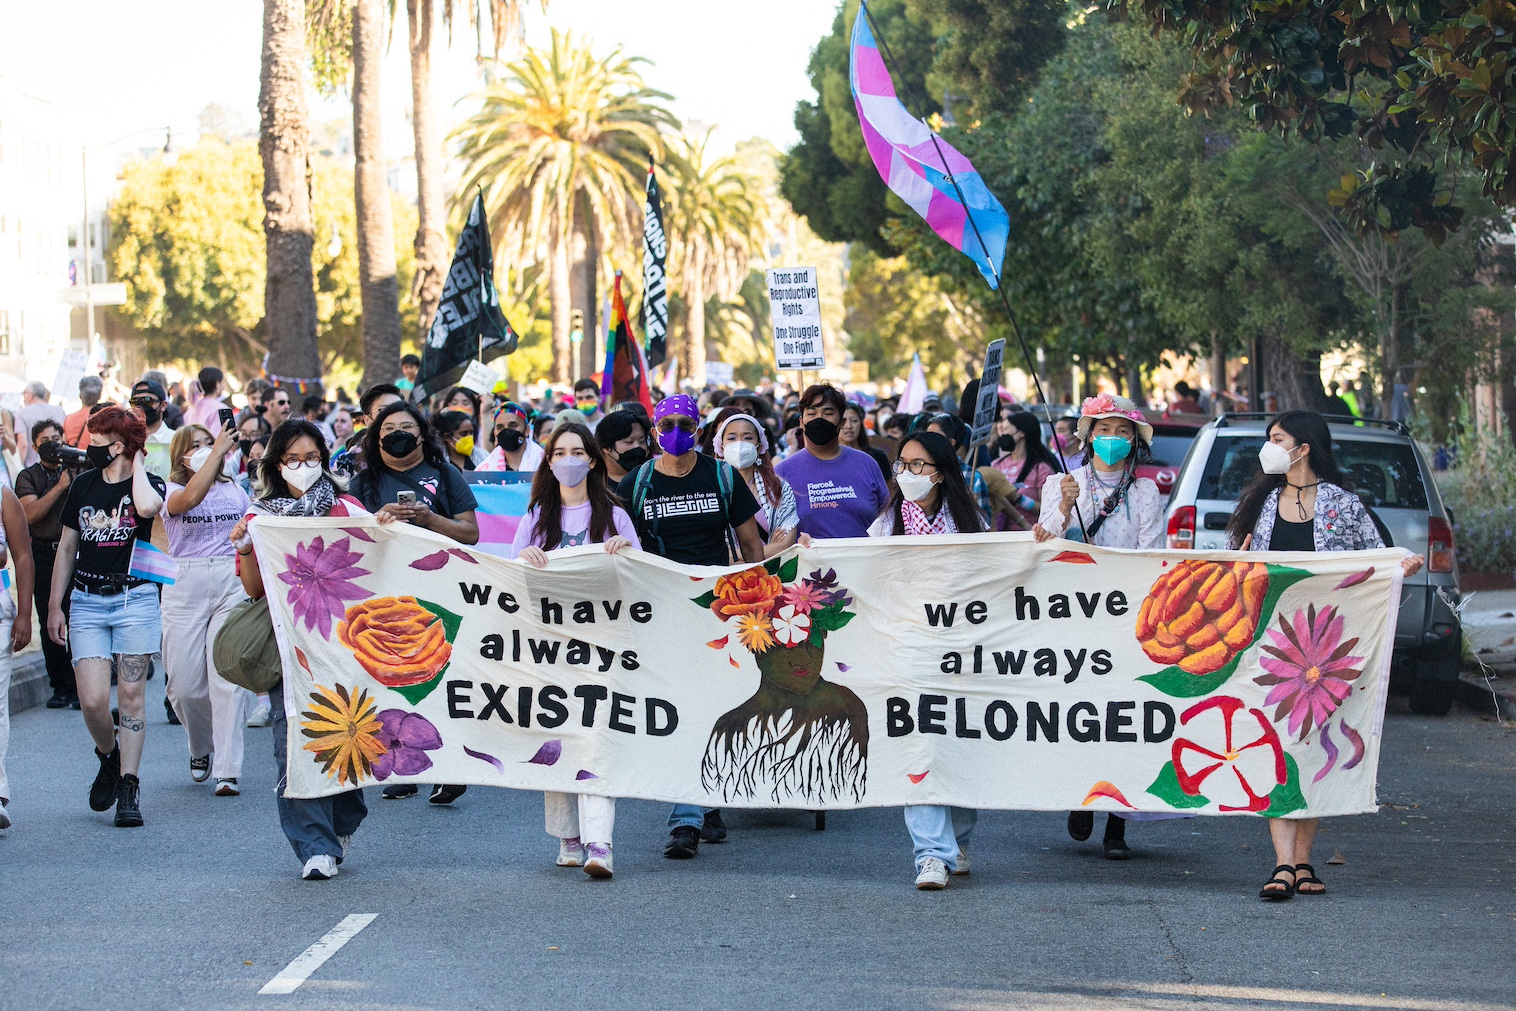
[39,441,89,468]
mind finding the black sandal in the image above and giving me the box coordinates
[1293,863,1326,896]
[1259,864,1295,901]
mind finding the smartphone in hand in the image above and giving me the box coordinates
[396,490,418,506]
[219,407,236,428]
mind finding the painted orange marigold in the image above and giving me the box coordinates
[1135,560,1269,675]
[338,596,453,687]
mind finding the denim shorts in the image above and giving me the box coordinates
[69,583,162,661]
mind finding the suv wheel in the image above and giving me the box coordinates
[1408,679,1455,716]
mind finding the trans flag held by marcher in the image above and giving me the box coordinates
[849,3,1009,288]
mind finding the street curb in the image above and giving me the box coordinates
[1457,670,1516,721]
[8,652,51,715]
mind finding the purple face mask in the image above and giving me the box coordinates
[658,425,696,456]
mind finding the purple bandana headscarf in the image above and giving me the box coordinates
[654,394,699,423]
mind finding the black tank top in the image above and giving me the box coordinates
[1269,516,1315,552]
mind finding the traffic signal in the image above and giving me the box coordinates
[570,309,584,344]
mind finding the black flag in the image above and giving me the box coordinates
[416,193,517,398]
[640,159,670,368]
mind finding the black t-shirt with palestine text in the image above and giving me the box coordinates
[615,454,760,566]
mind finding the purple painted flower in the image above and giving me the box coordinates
[278,536,371,638]
[1256,604,1365,739]
[371,709,443,780]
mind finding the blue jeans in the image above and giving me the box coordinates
[668,804,710,830]
[271,686,367,864]
[904,805,977,871]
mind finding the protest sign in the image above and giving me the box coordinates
[971,339,1005,444]
[766,267,825,371]
[705,361,735,387]
[254,518,1401,817]
[52,349,88,402]
[458,359,501,395]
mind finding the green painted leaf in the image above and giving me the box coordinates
[1146,761,1210,809]
[391,664,446,706]
[777,556,799,583]
[414,598,463,645]
[763,558,781,575]
[690,590,718,608]
[1263,753,1307,818]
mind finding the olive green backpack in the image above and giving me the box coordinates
[213,596,284,693]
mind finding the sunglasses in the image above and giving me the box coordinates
[656,417,696,433]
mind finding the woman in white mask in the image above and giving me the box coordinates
[1227,410,1423,902]
[511,423,639,880]
[868,432,986,890]
[163,423,252,795]
[707,409,799,560]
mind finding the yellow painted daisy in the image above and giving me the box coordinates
[300,683,386,786]
[735,612,776,654]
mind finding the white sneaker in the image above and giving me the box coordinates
[915,857,949,890]
[0,800,11,830]
[556,838,585,867]
[583,843,614,879]
[953,847,971,875]
[214,779,240,796]
[247,702,272,728]
[338,834,352,863]
[302,854,339,880]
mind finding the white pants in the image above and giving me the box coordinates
[544,792,616,846]
[0,592,15,803]
[162,557,252,779]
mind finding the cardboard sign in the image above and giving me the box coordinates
[458,359,502,396]
[705,362,735,387]
[766,267,825,371]
[51,349,89,402]
[971,339,1006,444]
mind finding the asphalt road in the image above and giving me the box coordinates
[2,679,1513,1011]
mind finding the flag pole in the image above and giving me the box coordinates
[858,0,1089,539]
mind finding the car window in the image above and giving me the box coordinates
[1148,433,1197,467]
[1198,436,1428,509]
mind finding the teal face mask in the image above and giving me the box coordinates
[1091,435,1132,466]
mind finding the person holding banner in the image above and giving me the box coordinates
[615,393,765,859]
[776,385,890,540]
[229,420,369,879]
[47,406,166,829]
[1034,394,1163,859]
[479,402,543,474]
[161,423,253,795]
[512,423,639,878]
[868,431,986,889]
[1226,410,1424,900]
[706,409,799,559]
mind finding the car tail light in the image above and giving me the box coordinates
[1428,516,1455,573]
[1167,505,1195,550]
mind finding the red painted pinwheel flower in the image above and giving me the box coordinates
[278,535,371,639]
[1256,604,1365,739]
[1171,696,1286,813]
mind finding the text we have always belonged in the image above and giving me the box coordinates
[259,519,1402,816]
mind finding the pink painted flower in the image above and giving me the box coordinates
[1256,603,1365,739]
[278,535,372,639]
[780,580,828,614]
[1172,696,1286,812]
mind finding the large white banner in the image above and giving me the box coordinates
[252,517,1403,817]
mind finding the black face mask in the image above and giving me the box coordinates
[613,446,648,471]
[238,439,254,458]
[803,418,839,447]
[86,444,118,471]
[496,428,525,452]
[141,406,161,426]
[997,433,1019,453]
[380,431,419,458]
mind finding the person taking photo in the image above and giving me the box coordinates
[16,421,78,708]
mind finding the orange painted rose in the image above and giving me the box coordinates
[710,567,784,621]
[1136,561,1268,675]
[338,596,453,687]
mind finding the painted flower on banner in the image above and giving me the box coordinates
[371,709,443,780]
[771,605,811,646]
[300,683,385,786]
[1171,696,1286,812]
[1256,604,1365,739]
[735,612,775,654]
[1136,560,1268,674]
[710,567,784,621]
[693,560,856,655]
[338,596,455,688]
[279,535,372,639]
[780,580,828,615]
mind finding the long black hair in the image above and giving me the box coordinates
[1226,410,1347,546]
[887,431,983,535]
[527,423,621,550]
[361,401,448,473]
[1002,410,1060,483]
[256,420,342,500]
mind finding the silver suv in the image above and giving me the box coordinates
[1163,414,1462,715]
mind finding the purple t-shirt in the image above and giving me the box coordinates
[775,446,890,539]
[163,480,251,559]
[508,501,641,559]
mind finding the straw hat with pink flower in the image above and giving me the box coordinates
[1076,393,1153,444]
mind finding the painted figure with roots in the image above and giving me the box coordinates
[692,561,868,804]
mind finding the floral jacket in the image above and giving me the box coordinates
[1237,481,1383,552]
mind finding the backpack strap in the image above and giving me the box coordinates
[714,459,734,526]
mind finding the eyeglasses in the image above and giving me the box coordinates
[280,454,322,466]
[380,422,420,435]
[892,458,938,476]
[129,398,160,409]
[657,418,696,434]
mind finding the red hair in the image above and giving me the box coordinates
[86,404,148,458]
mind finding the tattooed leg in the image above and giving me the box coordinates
[73,657,118,754]
[115,653,152,776]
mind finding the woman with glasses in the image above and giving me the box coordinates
[228,420,368,879]
[615,394,765,861]
[478,402,544,473]
[869,432,986,889]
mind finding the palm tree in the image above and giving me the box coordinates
[350,0,404,389]
[665,129,766,387]
[259,0,322,394]
[452,30,677,383]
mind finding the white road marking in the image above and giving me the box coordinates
[259,914,377,995]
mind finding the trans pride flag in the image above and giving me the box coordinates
[849,6,1009,288]
[468,476,534,558]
